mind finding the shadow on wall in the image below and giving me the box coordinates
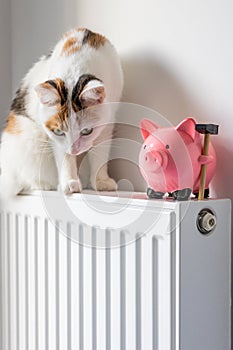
[110,51,200,192]
[211,139,233,200]
[120,51,200,123]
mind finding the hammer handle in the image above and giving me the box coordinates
[198,133,210,200]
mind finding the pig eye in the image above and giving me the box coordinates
[144,144,147,149]
[166,144,170,149]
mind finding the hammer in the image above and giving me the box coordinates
[195,123,219,200]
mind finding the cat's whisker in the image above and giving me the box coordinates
[41,148,55,154]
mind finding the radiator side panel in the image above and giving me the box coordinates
[180,199,231,350]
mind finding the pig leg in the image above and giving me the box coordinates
[172,188,192,201]
[147,188,165,199]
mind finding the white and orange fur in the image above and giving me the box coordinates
[0,28,123,197]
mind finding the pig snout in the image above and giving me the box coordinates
[143,149,168,171]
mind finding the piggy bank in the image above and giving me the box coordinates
[139,117,216,200]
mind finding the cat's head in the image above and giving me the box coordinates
[35,74,109,155]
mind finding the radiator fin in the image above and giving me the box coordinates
[7,213,12,350]
[79,224,84,350]
[105,229,111,350]
[152,237,159,350]
[91,227,97,350]
[44,219,49,350]
[120,232,126,350]
[0,213,3,350]
[135,234,142,350]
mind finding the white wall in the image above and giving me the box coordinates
[0,0,11,128]
[11,0,78,91]
[77,0,233,200]
[0,0,78,122]
[1,0,233,200]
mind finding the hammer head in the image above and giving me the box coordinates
[195,123,219,135]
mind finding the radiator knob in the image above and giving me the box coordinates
[197,209,217,234]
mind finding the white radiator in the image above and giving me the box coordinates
[0,191,231,350]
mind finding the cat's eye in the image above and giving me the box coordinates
[80,128,93,136]
[53,128,65,136]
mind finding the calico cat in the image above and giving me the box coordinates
[0,28,123,196]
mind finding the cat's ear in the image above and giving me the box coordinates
[35,80,61,106]
[79,80,106,108]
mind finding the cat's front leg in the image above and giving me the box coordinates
[91,163,117,191]
[55,152,81,194]
[88,141,117,192]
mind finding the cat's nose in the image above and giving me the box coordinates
[68,140,80,155]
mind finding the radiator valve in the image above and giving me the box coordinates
[197,209,217,234]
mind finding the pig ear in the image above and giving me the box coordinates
[176,118,196,141]
[140,119,160,140]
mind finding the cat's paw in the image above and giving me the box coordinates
[0,177,22,198]
[61,179,82,194]
[94,177,117,191]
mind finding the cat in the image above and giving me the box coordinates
[0,28,123,197]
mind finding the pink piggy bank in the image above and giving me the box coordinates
[139,117,216,200]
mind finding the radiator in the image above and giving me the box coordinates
[0,191,231,350]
